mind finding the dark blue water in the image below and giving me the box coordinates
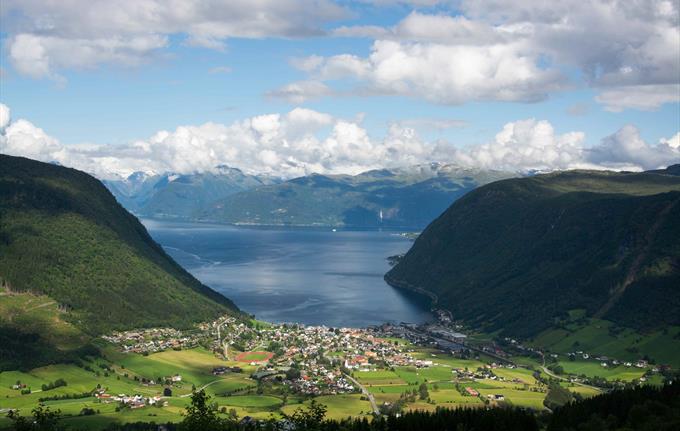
[143,220,432,327]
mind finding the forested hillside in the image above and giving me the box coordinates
[0,155,239,341]
[386,166,680,337]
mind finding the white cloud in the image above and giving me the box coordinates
[1,0,347,80]
[588,125,680,170]
[2,103,678,179]
[0,104,10,130]
[294,2,680,110]
[285,39,564,104]
[8,33,169,80]
[660,132,680,149]
[595,84,680,112]
[449,119,586,171]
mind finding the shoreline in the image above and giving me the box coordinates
[139,215,425,232]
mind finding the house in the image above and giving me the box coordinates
[465,387,479,396]
[171,374,182,382]
[636,360,648,368]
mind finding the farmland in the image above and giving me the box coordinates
[1,318,669,430]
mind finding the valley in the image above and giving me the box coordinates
[2,304,673,430]
[1,156,678,430]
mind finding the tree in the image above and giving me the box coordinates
[179,390,223,431]
[286,367,301,381]
[7,405,64,431]
[228,408,238,421]
[163,387,172,396]
[282,400,327,430]
[419,382,429,400]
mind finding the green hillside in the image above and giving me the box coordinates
[0,155,239,367]
[202,165,513,228]
[386,167,680,338]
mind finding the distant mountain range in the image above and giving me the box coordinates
[105,164,515,229]
[386,165,680,338]
[103,165,281,219]
[0,155,240,369]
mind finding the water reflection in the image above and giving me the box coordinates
[144,220,432,327]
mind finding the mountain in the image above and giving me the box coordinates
[201,164,515,229]
[386,166,680,338]
[0,155,240,367]
[104,166,280,219]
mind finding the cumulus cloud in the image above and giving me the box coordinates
[290,1,680,110]
[1,0,347,80]
[0,104,10,130]
[1,103,678,180]
[449,119,586,171]
[587,125,680,170]
[279,39,564,104]
[660,132,680,149]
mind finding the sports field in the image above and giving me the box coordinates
[234,351,274,362]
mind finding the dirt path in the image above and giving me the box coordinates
[178,379,223,398]
[25,301,56,312]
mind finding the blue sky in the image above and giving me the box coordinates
[0,1,678,178]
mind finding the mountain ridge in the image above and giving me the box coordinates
[386,165,680,337]
[0,155,240,343]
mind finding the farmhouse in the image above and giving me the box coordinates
[465,387,479,396]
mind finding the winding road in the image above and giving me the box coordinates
[344,373,380,416]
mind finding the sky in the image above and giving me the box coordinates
[0,0,679,179]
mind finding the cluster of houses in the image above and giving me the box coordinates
[289,368,355,395]
[102,328,200,353]
[10,383,28,390]
[212,366,242,375]
[452,363,524,384]
[565,351,651,369]
[94,389,166,409]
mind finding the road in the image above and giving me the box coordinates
[539,354,603,392]
[178,379,223,398]
[344,373,380,416]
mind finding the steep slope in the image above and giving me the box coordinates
[0,155,239,338]
[386,167,680,337]
[202,164,514,229]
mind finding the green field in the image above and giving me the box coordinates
[221,395,282,408]
[354,369,405,386]
[556,360,646,381]
[0,337,626,430]
[477,388,547,410]
[0,347,258,430]
[282,395,372,420]
[532,319,680,368]
[0,291,87,352]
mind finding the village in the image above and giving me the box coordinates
[94,314,666,412]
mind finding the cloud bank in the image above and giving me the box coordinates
[1,104,678,180]
[280,2,680,110]
[3,1,677,112]
[1,0,346,80]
